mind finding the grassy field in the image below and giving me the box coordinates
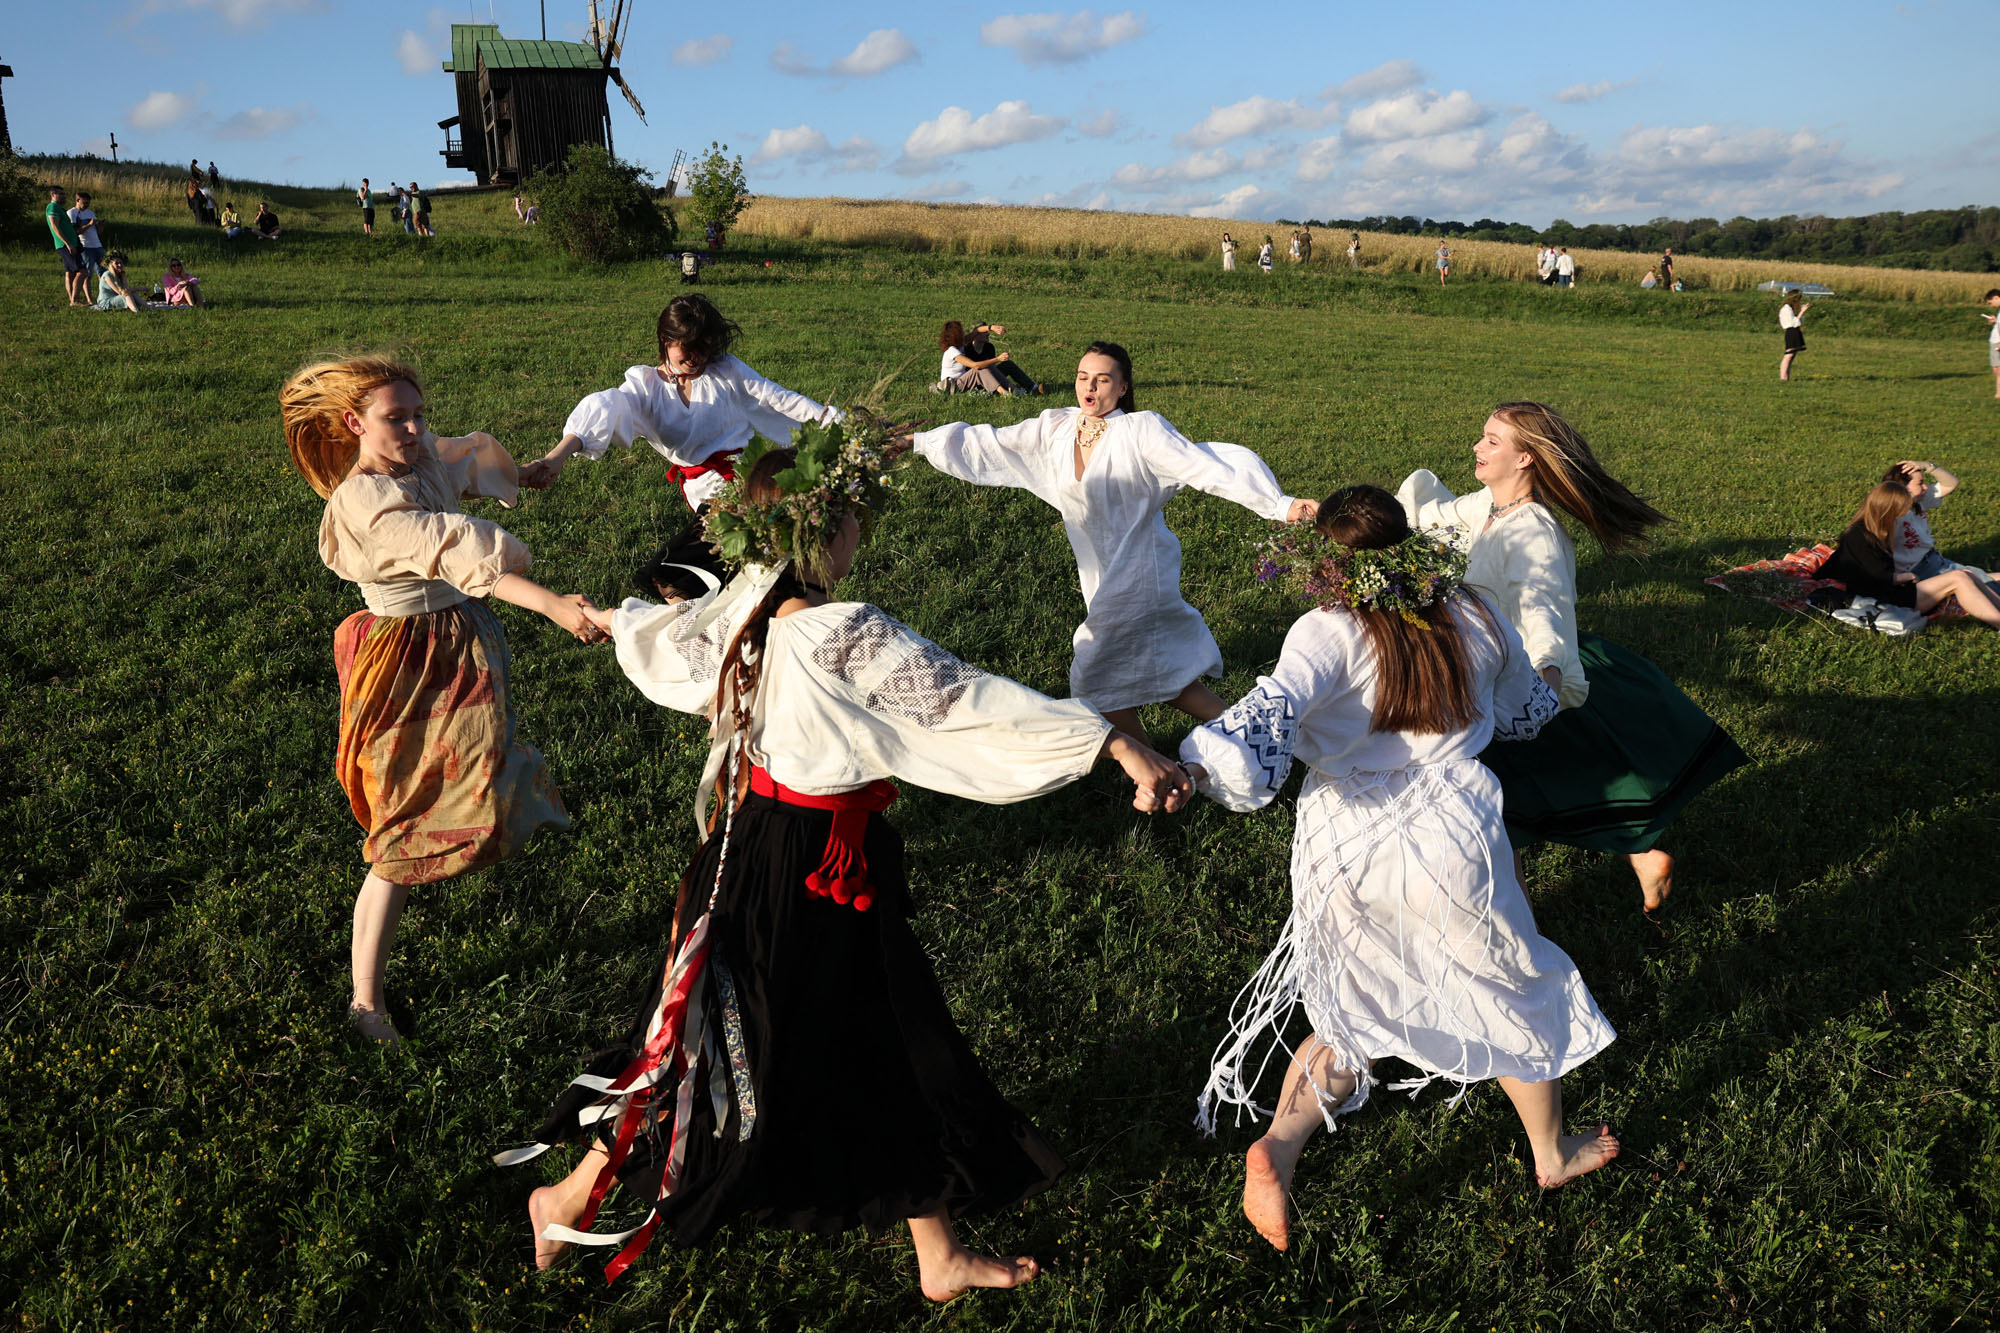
[3,171,1999,1331]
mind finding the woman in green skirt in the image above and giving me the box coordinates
[1397,401,1746,912]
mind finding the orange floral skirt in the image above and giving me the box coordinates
[333,599,569,885]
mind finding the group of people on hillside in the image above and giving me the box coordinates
[43,184,223,311]
[279,291,1771,1300]
[355,178,435,236]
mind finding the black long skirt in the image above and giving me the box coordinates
[537,792,1064,1245]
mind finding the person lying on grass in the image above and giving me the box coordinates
[1180,485,1619,1252]
[282,355,598,1047]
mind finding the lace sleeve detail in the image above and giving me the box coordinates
[1180,681,1299,813]
[812,606,987,729]
[1491,675,1558,742]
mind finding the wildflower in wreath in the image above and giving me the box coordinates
[701,411,907,585]
[1256,522,1468,626]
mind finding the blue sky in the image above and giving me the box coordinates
[7,1,1996,224]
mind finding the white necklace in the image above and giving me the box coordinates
[1077,415,1109,448]
[1489,493,1533,520]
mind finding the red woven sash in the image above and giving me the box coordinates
[749,766,897,911]
[666,446,741,508]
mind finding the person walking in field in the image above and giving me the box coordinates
[1982,289,1999,398]
[1181,485,1619,1252]
[1536,245,1555,285]
[1288,232,1301,264]
[1347,231,1361,269]
[46,187,89,307]
[1222,232,1238,272]
[912,340,1318,747]
[357,178,376,235]
[1258,236,1275,273]
[1555,249,1575,287]
[281,355,595,1046]
[1436,242,1452,286]
[1778,291,1810,381]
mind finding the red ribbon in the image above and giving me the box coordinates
[666,446,741,508]
[749,767,897,912]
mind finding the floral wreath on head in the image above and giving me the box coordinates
[701,410,904,587]
[1255,524,1468,627]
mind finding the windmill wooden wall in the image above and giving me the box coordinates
[440,28,613,187]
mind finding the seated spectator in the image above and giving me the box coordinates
[94,251,146,314]
[1883,459,1998,584]
[961,322,1043,394]
[220,202,243,238]
[933,320,1016,395]
[1818,481,2000,629]
[1639,270,1658,289]
[254,203,281,239]
[162,257,207,308]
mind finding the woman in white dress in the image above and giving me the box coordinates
[507,427,1193,1298]
[1397,402,1745,911]
[912,341,1317,742]
[1222,232,1238,272]
[1182,485,1619,1252]
[523,293,843,598]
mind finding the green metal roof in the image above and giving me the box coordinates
[442,24,500,73]
[475,39,606,71]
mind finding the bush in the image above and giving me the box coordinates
[524,144,675,264]
[0,153,41,244]
[683,141,749,244]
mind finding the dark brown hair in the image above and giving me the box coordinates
[657,293,741,367]
[1317,485,1490,736]
[1080,340,1137,412]
[939,320,965,352]
[1489,402,1668,554]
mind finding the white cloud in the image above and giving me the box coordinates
[908,179,973,200]
[1177,95,1334,148]
[214,105,306,140]
[775,28,918,78]
[756,125,832,160]
[1360,130,1489,176]
[1188,183,1276,219]
[1077,109,1121,138]
[753,125,878,171]
[128,90,199,132]
[1112,148,1239,191]
[903,100,1066,160]
[1554,77,1637,105]
[673,34,733,66]
[1324,59,1423,103]
[396,29,435,76]
[1344,88,1488,143]
[980,10,1146,65]
[1296,136,1345,182]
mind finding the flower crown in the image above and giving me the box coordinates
[1255,524,1468,626]
[701,411,902,585]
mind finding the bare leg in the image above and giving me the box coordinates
[1101,706,1149,751]
[1919,569,2000,628]
[1496,1077,1620,1188]
[908,1211,1038,1301]
[1779,351,1797,382]
[1243,1037,1357,1251]
[1627,848,1674,911]
[1170,681,1226,723]
[528,1143,609,1270]
[350,871,409,1044]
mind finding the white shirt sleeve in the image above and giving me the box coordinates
[1138,414,1295,522]
[561,367,661,460]
[724,356,844,442]
[1480,596,1561,742]
[608,595,729,717]
[1396,469,1463,534]
[914,412,1061,504]
[1180,615,1335,812]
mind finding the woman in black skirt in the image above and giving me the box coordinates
[502,432,1191,1298]
[1778,291,1810,382]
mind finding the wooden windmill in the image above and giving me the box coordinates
[438,3,651,186]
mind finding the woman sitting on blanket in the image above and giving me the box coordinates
[1818,479,2000,629]
[1182,485,1619,1253]
[1878,459,1998,587]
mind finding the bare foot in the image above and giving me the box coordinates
[528,1186,569,1270]
[1535,1125,1620,1188]
[348,1004,400,1047]
[1242,1138,1294,1251]
[1629,849,1673,912]
[917,1250,1039,1302]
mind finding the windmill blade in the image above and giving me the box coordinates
[605,0,630,61]
[608,66,647,123]
[586,0,605,58]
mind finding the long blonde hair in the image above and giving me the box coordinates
[280,355,422,498]
[1490,401,1668,553]
[1851,482,1913,548]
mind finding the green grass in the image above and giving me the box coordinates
[3,175,1998,1332]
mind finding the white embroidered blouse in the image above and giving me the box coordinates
[561,355,843,506]
[1181,597,1558,812]
[609,594,1113,801]
[1396,469,1589,709]
[913,407,1300,712]
[317,432,529,617]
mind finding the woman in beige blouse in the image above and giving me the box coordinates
[282,355,600,1045]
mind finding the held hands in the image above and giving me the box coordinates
[581,603,618,638]
[518,455,564,490]
[1106,732,1194,814]
[1287,498,1320,524]
[546,593,607,643]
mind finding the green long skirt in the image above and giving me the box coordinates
[1481,633,1747,854]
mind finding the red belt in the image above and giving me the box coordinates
[748,766,897,912]
[667,446,741,508]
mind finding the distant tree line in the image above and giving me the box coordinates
[1278,207,2000,272]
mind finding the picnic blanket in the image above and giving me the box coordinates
[1705,543,1965,621]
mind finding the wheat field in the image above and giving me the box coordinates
[736,196,1998,303]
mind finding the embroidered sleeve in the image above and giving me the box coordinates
[1180,681,1299,814]
[610,596,721,715]
[1491,675,1559,742]
[1485,601,1559,742]
[813,605,984,729]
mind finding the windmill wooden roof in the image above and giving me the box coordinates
[442,24,500,73]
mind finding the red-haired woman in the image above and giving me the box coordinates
[1183,486,1619,1252]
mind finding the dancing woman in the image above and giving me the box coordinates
[282,356,594,1045]
[1397,401,1747,911]
[524,293,843,598]
[1183,486,1619,1252]
[504,420,1192,1299]
[912,340,1317,742]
